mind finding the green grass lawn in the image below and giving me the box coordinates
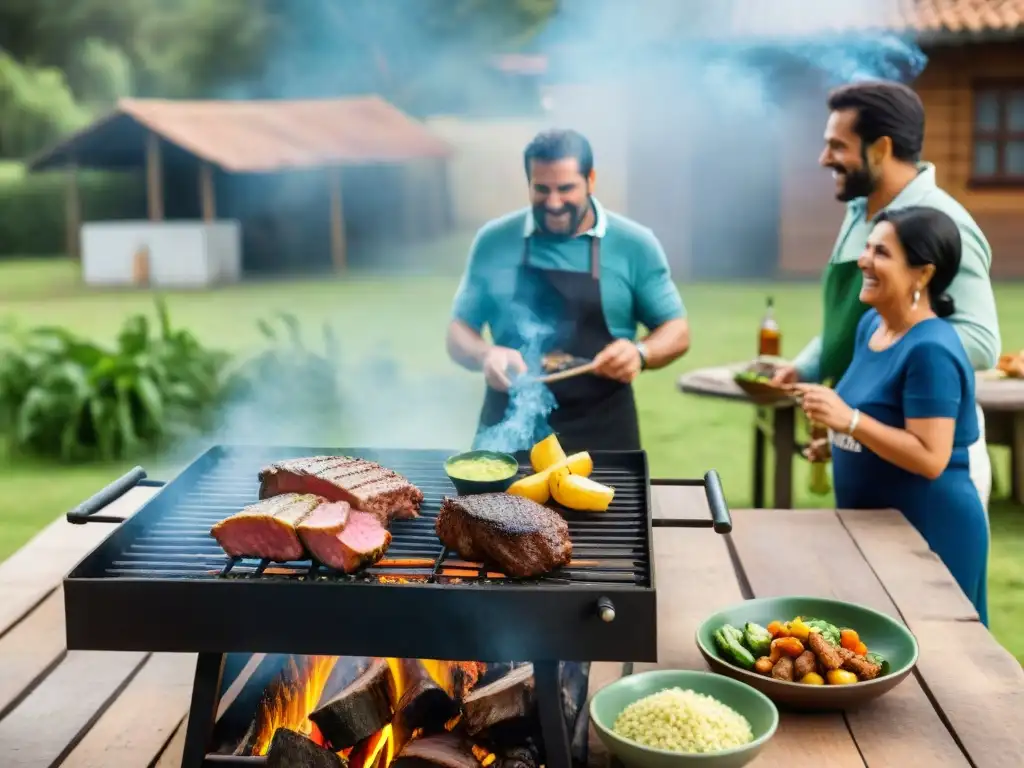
[1,251,1022,661]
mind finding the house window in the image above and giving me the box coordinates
[972,83,1024,184]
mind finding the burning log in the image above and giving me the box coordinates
[310,658,398,750]
[266,728,347,768]
[460,664,535,736]
[392,733,480,768]
[392,659,459,747]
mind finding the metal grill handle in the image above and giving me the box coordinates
[67,466,151,525]
[703,470,733,534]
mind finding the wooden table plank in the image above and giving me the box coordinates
[0,650,148,766]
[649,484,711,523]
[0,487,159,638]
[0,589,66,720]
[730,508,966,767]
[154,719,187,768]
[60,652,195,768]
[839,509,1024,768]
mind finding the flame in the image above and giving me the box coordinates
[252,655,338,756]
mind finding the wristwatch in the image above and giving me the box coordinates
[635,341,649,371]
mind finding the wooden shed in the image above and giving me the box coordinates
[26,97,454,276]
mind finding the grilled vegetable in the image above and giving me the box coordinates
[771,636,805,658]
[714,626,756,670]
[743,622,773,657]
[753,657,775,675]
[826,669,859,686]
[766,620,789,638]
[786,617,811,641]
[840,628,861,651]
[866,652,891,676]
[804,619,841,647]
[799,672,825,685]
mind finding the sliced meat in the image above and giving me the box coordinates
[794,650,817,680]
[837,648,883,680]
[210,494,322,562]
[259,456,424,524]
[807,630,844,671]
[771,656,794,681]
[298,506,392,573]
[435,494,572,578]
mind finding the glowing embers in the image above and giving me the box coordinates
[243,656,540,768]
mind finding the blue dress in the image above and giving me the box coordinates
[832,310,989,625]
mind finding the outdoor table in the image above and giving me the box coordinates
[0,485,1019,766]
[976,374,1024,504]
[677,363,800,508]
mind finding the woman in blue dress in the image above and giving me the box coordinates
[795,205,989,625]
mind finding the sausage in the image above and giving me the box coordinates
[838,648,883,680]
[808,629,844,670]
[794,650,817,679]
[771,656,795,681]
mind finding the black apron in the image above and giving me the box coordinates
[475,232,641,453]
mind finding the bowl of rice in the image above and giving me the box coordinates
[589,670,778,768]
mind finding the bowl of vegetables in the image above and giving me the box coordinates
[444,450,520,495]
[589,669,778,768]
[695,596,919,710]
[732,360,796,406]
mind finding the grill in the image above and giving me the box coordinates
[61,445,732,768]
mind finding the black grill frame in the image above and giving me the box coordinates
[64,445,659,663]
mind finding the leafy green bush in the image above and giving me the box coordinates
[0,168,146,257]
[0,297,232,461]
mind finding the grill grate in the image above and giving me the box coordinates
[102,447,652,587]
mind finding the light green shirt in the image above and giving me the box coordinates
[794,163,1001,381]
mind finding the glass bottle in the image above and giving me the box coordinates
[758,297,781,358]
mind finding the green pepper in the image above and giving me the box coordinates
[803,619,841,647]
[866,652,891,676]
[714,626,756,670]
[743,622,773,657]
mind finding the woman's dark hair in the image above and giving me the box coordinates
[523,129,594,179]
[875,206,961,318]
[827,80,925,163]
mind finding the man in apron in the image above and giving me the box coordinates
[446,129,690,453]
[772,80,1001,510]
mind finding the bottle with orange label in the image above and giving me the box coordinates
[758,297,781,358]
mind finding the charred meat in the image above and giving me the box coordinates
[259,456,424,524]
[435,493,572,578]
[298,505,392,574]
[210,493,322,562]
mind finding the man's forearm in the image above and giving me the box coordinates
[446,320,491,371]
[793,337,822,383]
[641,318,690,369]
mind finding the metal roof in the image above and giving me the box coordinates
[28,96,452,173]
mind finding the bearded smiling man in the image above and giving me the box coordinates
[771,80,1001,510]
[446,129,690,452]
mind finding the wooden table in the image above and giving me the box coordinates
[1,485,1020,766]
[976,375,1024,503]
[678,363,800,508]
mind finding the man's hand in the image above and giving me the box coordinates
[770,364,800,387]
[593,339,642,383]
[482,346,527,392]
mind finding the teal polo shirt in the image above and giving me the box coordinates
[452,198,685,347]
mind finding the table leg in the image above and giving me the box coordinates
[773,407,796,509]
[753,410,766,509]
[1012,412,1024,505]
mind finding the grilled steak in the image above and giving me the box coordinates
[297,503,392,573]
[211,493,322,562]
[259,456,424,524]
[435,494,572,578]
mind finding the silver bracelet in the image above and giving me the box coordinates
[847,409,861,435]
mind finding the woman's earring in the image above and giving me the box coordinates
[912,289,920,309]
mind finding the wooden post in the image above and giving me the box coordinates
[146,131,164,221]
[328,167,347,272]
[199,161,216,222]
[65,159,81,261]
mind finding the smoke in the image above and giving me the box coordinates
[162,0,932,463]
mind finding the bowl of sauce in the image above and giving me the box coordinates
[444,450,520,495]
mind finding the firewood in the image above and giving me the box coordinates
[309,658,397,750]
[460,663,535,736]
[266,728,347,768]
[392,733,480,768]
[392,659,459,748]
